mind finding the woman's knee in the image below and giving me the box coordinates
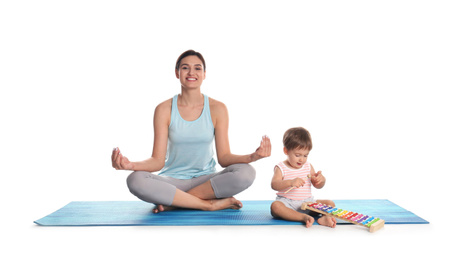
[126,171,176,206]
[126,171,148,196]
[232,163,256,187]
[211,163,256,198]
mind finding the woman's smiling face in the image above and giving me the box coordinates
[176,55,206,89]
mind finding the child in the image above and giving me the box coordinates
[270,127,337,228]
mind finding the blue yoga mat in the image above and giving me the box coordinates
[34,199,428,226]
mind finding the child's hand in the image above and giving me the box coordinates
[290,178,306,189]
[310,171,325,187]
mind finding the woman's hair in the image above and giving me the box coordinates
[175,49,206,71]
[283,127,312,151]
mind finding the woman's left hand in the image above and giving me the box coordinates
[250,135,271,162]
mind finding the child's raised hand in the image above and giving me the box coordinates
[310,171,325,187]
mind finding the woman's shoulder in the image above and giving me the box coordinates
[156,98,172,110]
[209,97,228,115]
[208,97,228,127]
[208,97,227,109]
[154,98,173,120]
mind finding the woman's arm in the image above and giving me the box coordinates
[211,99,271,167]
[111,100,171,172]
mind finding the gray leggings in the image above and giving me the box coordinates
[126,163,256,206]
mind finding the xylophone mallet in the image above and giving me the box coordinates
[284,174,311,194]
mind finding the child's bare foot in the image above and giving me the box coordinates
[152,205,175,214]
[304,215,315,228]
[209,197,242,211]
[317,215,337,228]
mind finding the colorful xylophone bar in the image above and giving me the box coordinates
[301,202,385,233]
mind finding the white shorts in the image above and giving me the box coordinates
[275,196,316,214]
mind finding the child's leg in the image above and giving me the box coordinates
[315,199,337,228]
[271,201,314,228]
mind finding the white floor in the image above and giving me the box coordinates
[9,213,465,259]
[7,194,469,260]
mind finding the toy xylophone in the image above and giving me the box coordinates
[301,202,385,233]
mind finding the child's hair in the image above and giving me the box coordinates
[283,127,312,151]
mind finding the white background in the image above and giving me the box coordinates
[1,1,472,259]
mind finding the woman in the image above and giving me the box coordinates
[111,50,271,213]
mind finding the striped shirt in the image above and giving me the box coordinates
[276,161,312,200]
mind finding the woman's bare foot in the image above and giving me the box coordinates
[303,215,315,228]
[153,197,242,213]
[317,215,337,228]
[209,197,242,211]
[152,205,175,214]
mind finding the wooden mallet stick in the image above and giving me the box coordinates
[284,174,311,194]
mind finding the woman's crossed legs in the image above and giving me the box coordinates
[126,163,256,213]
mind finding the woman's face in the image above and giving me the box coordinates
[175,55,206,89]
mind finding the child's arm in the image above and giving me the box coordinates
[271,166,305,191]
[309,164,326,189]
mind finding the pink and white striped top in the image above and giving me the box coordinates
[276,161,312,200]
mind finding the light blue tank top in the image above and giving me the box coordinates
[159,94,216,179]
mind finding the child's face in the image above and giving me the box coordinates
[284,147,310,169]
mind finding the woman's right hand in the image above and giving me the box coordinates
[111,147,134,170]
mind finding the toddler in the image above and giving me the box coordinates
[270,127,336,228]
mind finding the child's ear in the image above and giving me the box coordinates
[283,147,288,155]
